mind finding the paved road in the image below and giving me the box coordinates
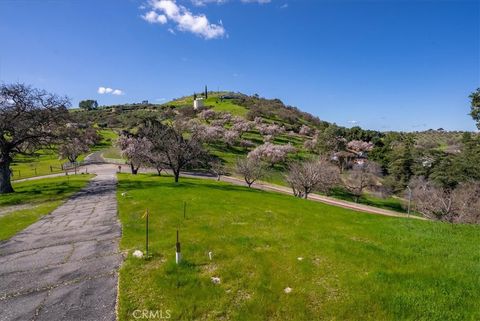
[0,165,122,321]
[84,151,105,164]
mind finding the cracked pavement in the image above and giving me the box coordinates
[0,165,122,321]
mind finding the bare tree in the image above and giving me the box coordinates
[286,158,340,199]
[0,84,69,193]
[410,178,480,223]
[236,157,265,187]
[409,177,455,221]
[452,181,480,224]
[141,119,208,183]
[344,161,382,202]
[210,158,226,181]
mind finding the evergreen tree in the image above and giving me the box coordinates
[469,88,480,129]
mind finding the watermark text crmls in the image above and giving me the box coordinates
[132,309,172,319]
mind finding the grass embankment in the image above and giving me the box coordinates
[117,174,480,321]
[0,174,93,241]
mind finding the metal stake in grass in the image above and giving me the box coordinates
[176,230,182,264]
[142,209,150,259]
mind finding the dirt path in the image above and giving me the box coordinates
[0,165,122,321]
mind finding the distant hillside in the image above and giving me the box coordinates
[411,129,465,153]
[68,90,480,211]
[165,91,331,131]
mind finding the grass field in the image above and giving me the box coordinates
[167,93,248,117]
[0,174,93,241]
[9,129,117,180]
[117,174,480,321]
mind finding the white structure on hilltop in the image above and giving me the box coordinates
[193,98,204,110]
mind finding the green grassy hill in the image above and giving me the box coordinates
[117,174,480,321]
[168,92,249,117]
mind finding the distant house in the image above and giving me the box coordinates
[193,98,204,110]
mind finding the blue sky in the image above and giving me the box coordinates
[0,0,478,131]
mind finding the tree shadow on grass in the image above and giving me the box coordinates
[1,181,88,206]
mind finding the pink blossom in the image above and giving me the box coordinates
[248,142,296,165]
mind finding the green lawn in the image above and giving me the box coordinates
[10,150,66,179]
[117,174,480,321]
[102,146,123,159]
[0,174,93,240]
[9,129,117,179]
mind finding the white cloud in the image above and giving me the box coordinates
[280,3,288,9]
[241,0,271,3]
[142,10,168,24]
[98,86,124,96]
[145,0,225,39]
[142,0,272,39]
[191,0,269,5]
[347,120,359,125]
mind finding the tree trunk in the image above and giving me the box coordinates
[156,167,163,176]
[0,155,14,194]
[130,163,138,175]
[174,170,180,183]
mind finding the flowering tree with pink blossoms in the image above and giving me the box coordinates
[248,142,296,166]
[232,117,253,138]
[257,123,285,138]
[117,135,153,174]
[299,125,314,136]
[347,140,374,155]
[198,109,217,123]
[224,130,240,147]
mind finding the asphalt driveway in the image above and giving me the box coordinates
[0,165,122,321]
